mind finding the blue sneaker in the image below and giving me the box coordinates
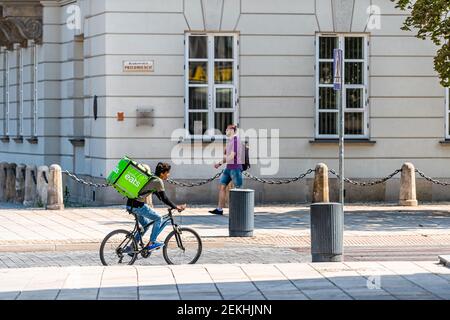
[146,242,164,251]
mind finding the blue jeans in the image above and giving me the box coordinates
[130,204,162,243]
[220,168,243,188]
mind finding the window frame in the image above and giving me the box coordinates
[315,33,369,139]
[184,32,239,140]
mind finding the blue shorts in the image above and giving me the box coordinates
[220,168,243,188]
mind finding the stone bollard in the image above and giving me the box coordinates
[24,165,37,207]
[47,164,64,210]
[399,162,418,206]
[313,163,329,203]
[15,164,26,204]
[0,162,7,201]
[5,163,17,202]
[36,166,49,207]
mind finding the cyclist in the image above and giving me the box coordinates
[125,162,186,252]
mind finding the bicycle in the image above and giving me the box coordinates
[99,207,202,266]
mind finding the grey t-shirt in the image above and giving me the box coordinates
[136,176,164,202]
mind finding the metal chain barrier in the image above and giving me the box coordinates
[64,167,449,189]
[328,168,402,186]
[62,170,110,188]
[63,168,316,188]
[243,169,314,185]
[167,171,224,187]
[415,168,450,186]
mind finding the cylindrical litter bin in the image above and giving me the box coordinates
[310,202,344,262]
[229,189,254,237]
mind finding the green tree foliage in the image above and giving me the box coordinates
[391,0,449,87]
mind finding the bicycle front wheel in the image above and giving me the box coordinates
[99,229,138,266]
[163,227,202,265]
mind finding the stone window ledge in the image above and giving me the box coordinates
[69,138,85,147]
[439,139,450,145]
[12,136,24,143]
[26,137,38,144]
[177,137,227,144]
[309,139,376,145]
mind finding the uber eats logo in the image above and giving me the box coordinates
[125,173,141,188]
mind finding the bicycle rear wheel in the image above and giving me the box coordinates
[99,229,138,266]
[163,227,202,265]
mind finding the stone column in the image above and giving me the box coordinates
[15,164,26,203]
[399,162,418,206]
[313,163,330,203]
[5,163,17,202]
[36,165,49,207]
[24,165,37,206]
[0,162,7,201]
[46,164,64,210]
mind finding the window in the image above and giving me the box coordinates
[315,34,369,138]
[185,33,239,138]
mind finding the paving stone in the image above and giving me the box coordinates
[303,289,352,300]
[0,292,20,300]
[180,292,223,300]
[139,293,180,300]
[223,292,266,300]
[57,288,98,300]
[264,292,309,300]
[291,278,338,290]
[394,294,441,300]
[17,289,61,300]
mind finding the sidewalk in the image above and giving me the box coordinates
[0,203,449,252]
[0,261,448,300]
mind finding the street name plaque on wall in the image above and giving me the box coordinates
[123,60,154,72]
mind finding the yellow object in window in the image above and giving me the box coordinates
[215,66,232,83]
[190,65,207,83]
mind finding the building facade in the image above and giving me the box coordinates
[0,0,449,205]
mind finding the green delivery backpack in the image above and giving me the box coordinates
[106,156,155,199]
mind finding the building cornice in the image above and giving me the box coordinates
[0,0,43,46]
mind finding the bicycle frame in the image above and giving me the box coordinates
[127,208,182,252]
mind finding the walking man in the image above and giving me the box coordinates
[209,124,243,215]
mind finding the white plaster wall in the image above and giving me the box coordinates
[1,0,449,204]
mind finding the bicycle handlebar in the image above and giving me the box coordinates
[168,207,184,214]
